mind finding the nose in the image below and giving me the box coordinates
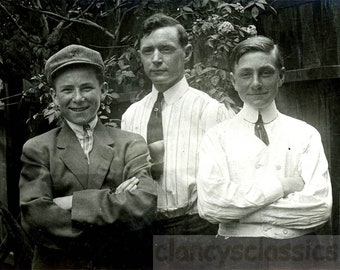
[151,49,163,65]
[251,74,262,90]
[72,89,84,102]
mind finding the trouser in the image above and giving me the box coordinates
[153,213,218,235]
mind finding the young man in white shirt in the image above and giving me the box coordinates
[197,36,332,240]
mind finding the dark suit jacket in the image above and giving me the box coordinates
[19,120,157,269]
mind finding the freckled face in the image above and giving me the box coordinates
[139,26,192,92]
[230,51,285,110]
[52,66,106,125]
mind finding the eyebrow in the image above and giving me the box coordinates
[237,64,276,70]
[58,82,96,88]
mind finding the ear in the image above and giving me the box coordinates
[184,44,193,63]
[229,72,237,92]
[137,49,142,61]
[278,67,285,87]
[100,82,109,102]
[50,88,59,106]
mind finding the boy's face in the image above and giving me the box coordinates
[230,51,285,110]
[139,26,192,92]
[51,66,107,125]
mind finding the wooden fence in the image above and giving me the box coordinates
[259,0,340,234]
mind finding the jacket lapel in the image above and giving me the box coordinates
[87,121,115,189]
[57,123,89,189]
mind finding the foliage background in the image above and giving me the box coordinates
[0,0,275,136]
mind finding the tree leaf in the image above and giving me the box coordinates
[202,0,209,7]
[123,71,135,78]
[245,1,255,9]
[201,67,216,75]
[183,6,194,13]
[210,75,220,86]
[107,92,120,99]
[251,6,259,19]
[256,3,265,10]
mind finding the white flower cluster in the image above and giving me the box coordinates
[234,3,245,13]
[246,25,257,35]
[218,21,234,35]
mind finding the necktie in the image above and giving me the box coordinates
[82,125,93,164]
[147,92,164,144]
[147,92,164,180]
[254,114,269,146]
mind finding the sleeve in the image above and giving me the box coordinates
[197,127,284,224]
[120,110,129,131]
[19,140,83,249]
[121,105,135,132]
[71,134,157,229]
[200,102,235,133]
[240,130,332,230]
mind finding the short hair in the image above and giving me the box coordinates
[51,63,104,88]
[229,36,284,70]
[140,13,188,47]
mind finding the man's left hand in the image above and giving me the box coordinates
[115,177,140,194]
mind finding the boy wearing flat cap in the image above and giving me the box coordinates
[19,45,157,269]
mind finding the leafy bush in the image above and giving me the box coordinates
[5,0,275,134]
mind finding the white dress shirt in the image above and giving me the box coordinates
[121,77,235,217]
[197,102,332,239]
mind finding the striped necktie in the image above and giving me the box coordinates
[254,114,269,146]
[82,125,93,164]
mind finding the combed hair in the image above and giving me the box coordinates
[229,36,284,70]
[140,13,188,47]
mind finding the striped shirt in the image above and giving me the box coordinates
[121,77,235,218]
[66,116,97,164]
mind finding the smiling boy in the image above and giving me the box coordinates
[19,45,157,269]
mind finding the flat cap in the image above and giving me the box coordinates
[45,44,104,83]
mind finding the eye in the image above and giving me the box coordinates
[239,72,252,78]
[261,69,275,77]
[81,86,94,92]
[60,88,73,94]
[160,46,175,54]
[141,47,154,55]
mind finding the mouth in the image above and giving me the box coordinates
[151,69,167,74]
[248,92,268,96]
[69,107,88,112]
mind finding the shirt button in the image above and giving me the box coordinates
[276,165,281,170]
[283,229,288,235]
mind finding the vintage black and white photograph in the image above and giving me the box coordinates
[0,0,339,269]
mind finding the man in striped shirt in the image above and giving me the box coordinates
[121,13,235,235]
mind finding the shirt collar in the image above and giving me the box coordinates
[241,101,278,124]
[151,76,189,105]
[66,115,98,138]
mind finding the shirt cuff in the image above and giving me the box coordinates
[257,173,284,204]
